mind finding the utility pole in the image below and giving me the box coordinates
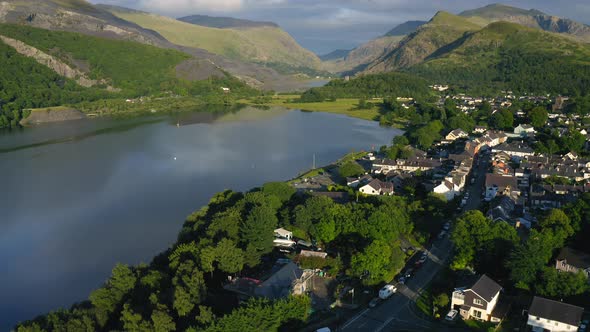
[312,153,316,169]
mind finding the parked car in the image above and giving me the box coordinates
[443,222,451,231]
[368,297,381,308]
[378,284,397,299]
[398,276,406,284]
[418,252,428,264]
[404,268,414,278]
[316,328,331,332]
[438,230,447,239]
[445,309,458,321]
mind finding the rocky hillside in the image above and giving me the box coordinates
[0,0,168,46]
[101,5,321,70]
[459,3,590,42]
[384,20,427,36]
[322,36,403,73]
[363,11,481,73]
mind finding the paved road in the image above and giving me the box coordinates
[339,154,490,332]
[340,236,453,332]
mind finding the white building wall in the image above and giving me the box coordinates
[527,315,578,332]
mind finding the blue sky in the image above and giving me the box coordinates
[92,0,590,54]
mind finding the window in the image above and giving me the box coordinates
[473,310,482,319]
[473,299,483,305]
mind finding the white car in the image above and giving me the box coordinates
[445,309,458,321]
[378,284,397,299]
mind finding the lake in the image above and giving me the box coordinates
[0,107,400,330]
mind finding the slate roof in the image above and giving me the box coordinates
[485,174,518,190]
[468,275,502,302]
[556,247,590,269]
[529,296,583,327]
[254,262,303,299]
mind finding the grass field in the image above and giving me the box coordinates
[246,95,382,121]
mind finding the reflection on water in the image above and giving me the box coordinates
[0,107,400,330]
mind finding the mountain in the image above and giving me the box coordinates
[0,0,168,46]
[408,21,590,94]
[321,20,425,73]
[459,3,590,42]
[100,6,321,71]
[319,49,351,61]
[363,11,481,73]
[322,36,403,73]
[385,20,427,36]
[177,15,278,29]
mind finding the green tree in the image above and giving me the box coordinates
[89,264,137,327]
[261,182,296,203]
[339,161,365,178]
[350,240,396,284]
[151,307,176,332]
[507,230,555,289]
[489,109,514,130]
[536,267,589,298]
[528,106,548,128]
[240,203,278,267]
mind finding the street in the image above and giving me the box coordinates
[339,153,489,331]
[340,235,453,331]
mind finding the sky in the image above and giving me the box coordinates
[92,0,590,55]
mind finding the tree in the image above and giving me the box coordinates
[528,106,548,128]
[392,135,409,147]
[489,109,514,130]
[240,203,278,267]
[89,264,137,327]
[151,307,176,332]
[433,293,449,312]
[350,240,394,285]
[539,209,574,247]
[339,161,365,178]
[506,230,555,289]
[261,182,296,203]
[535,267,589,298]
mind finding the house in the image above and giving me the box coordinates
[446,129,469,142]
[346,177,360,187]
[274,228,292,240]
[514,124,536,136]
[310,191,350,204]
[450,275,505,323]
[487,196,516,223]
[492,142,535,158]
[359,179,394,196]
[225,262,312,299]
[221,87,231,93]
[433,180,459,201]
[473,126,487,134]
[485,174,518,201]
[555,247,590,278]
[527,296,583,332]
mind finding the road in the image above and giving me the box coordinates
[340,236,453,332]
[339,154,490,332]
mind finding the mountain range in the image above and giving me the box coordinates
[1,0,590,98]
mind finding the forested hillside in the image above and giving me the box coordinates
[408,22,590,95]
[0,24,256,128]
[15,182,448,331]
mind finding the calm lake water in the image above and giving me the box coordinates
[0,107,400,330]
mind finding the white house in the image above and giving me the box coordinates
[446,129,468,142]
[450,275,504,323]
[514,124,536,136]
[433,180,459,201]
[527,296,583,332]
[274,228,292,240]
[359,179,394,196]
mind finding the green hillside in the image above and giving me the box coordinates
[103,8,321,70]
[364,11,481,73]
[459,3,590,42]
[408,21,590,94]
[0,24,255,128]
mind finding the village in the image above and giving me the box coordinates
[219,91,590,332]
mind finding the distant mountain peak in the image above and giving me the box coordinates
[384,21,426,37]
[460,3,546,18]
[177,15,279,29]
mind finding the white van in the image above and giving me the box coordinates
[378,284,397,299]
